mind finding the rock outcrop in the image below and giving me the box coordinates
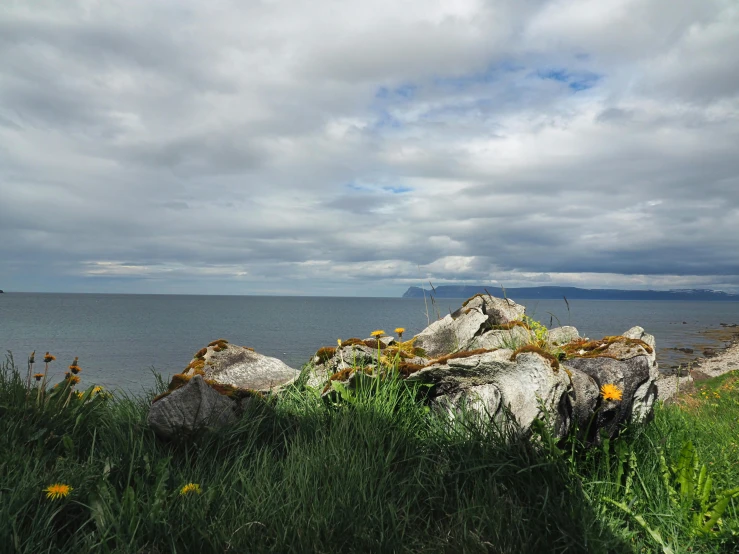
[147,339,297,438]
[148,295,662,445]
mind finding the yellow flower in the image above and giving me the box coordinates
[44,483,72,500]
[337,339,342,347]
[370,330,385,337]
[180,483,202,496]
[67,375,81,386]
[600,383,623,402]
[395,327,405,338]
[76,391,84,399]
[34,373,44,381]
[43,352,56,363]
[92,386,104,395]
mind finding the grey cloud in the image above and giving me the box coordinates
[0,0,738,295]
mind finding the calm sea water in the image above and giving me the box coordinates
[2,293,739,393]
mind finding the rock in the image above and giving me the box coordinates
[703,348,717,358]
[621,326,657,365]
[190,343,299,393]
[655,374,693,402]
[469,326,531,350]
[676,347,694,354]
[453,294,526,326]
[548,326,580,345]
[413,309,489,358]
[564,354,658,435]
[565,367,599,430]
[148,375,238,439]
[414,294,526,358]
[306,343,379,389]
[407,349,572,438]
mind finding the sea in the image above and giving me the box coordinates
[2,292,739,394]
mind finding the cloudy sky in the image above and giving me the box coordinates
[1,0,738,296]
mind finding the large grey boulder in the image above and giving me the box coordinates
[407,349,572,437]
[414,294,526,358]
[189,342,299,393]
[414,309,488,358]
[148,375,238,439]
[403,336,660,441]
[452,294,526,326]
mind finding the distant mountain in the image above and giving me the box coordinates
[401,285,739,301]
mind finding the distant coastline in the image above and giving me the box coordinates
[402,285,739,301]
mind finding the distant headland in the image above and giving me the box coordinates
[402,285,739,301]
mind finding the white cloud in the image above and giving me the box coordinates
[0,0,738,295]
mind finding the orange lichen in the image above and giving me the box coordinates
[340,338,365,347]
[315,347,337,363]
[510,345,560,371]
[187,358,206,372]
[461,293,487,307]
[169,373,194,389]
[321,367,372,393]
[427,348,497,367]
[363,340,387,350]
[194,348,208,359]
[208,339,229,347]
[561,335,653,359]
[398,362,425,377]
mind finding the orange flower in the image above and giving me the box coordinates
[43,352,56,363]
[34,373,44,381]
[600,383,623,402]
[67,375,81,386]
[44,483,72,500]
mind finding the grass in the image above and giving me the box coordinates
[1,353,738,553]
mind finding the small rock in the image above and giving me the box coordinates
[703,348,717,358]
[148,375,238,439]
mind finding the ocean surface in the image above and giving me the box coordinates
[2,293,739,393]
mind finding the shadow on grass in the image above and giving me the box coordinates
[1,358,632,553]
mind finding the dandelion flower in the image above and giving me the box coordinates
[34,373,44,381]
[395,327,405,338]
[337,339,342,347]
[44,483,72,500]
[29,351,36,364]
[69,365,82,375]
[76,391,84,399]
[179,483,202,496]
[67,375,81,386]
[370,330,385,338]
[43,352,56,363]
[600,383,623,402]
[92,386,104,395]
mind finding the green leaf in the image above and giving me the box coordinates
[62,435,74,455]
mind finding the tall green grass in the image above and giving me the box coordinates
[1,353,738,553]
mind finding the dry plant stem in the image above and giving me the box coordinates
[39,362,50,405]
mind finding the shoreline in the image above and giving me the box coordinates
[656,333,739,401]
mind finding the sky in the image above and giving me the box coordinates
[1,0,738,297]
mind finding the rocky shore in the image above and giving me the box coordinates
[655,333,739,401]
